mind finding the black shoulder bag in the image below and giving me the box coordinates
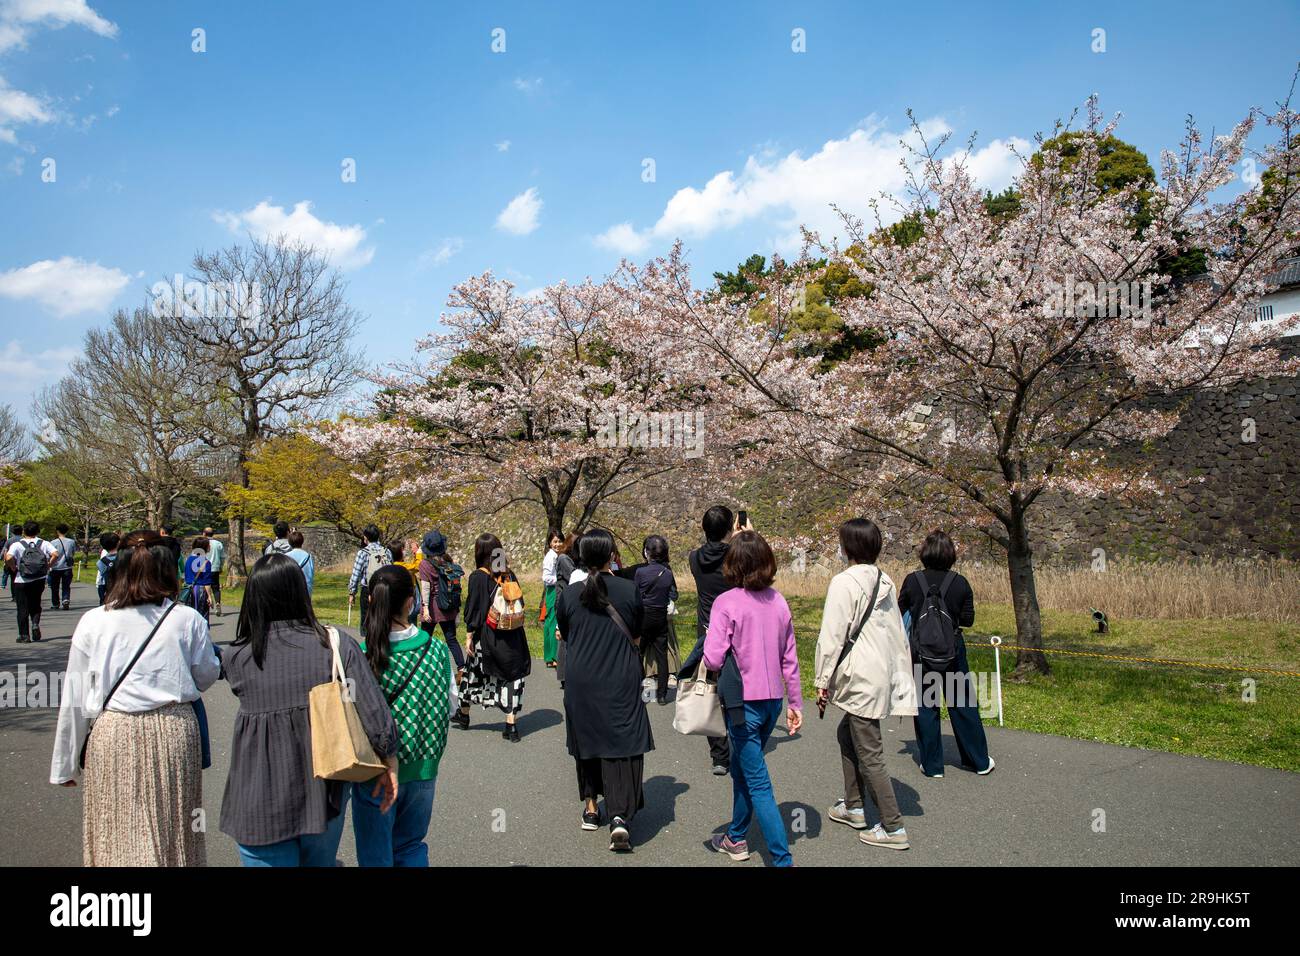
[78,600,178,770]
[384,638,433,707]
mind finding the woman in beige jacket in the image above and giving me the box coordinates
[814,518,918,850]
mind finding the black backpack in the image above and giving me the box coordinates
[17,540,48,579]
[910,571,959,670]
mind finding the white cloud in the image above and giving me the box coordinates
[495,139,511,152]
[596,119,1030,256]
[594,222,650,256]
[0,339,80,418]
[495,187,542,236]
[0,256,130,316]
[213,200,375,270]
[0,0,118,53]
[416,237,464,270]
[0,75,53,141]
[512,77,542,95]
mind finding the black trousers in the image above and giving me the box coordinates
[48,568,72,606]
[433,618,465,668]
[13,579,45,638]
[642,606,670,699]
[576,755,645,822]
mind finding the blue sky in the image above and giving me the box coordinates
[1,0,1297,422]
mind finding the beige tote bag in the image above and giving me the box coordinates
[672,658,727,737]
[309,626,388,782]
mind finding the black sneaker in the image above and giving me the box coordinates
[452,711,470,730]
[609,817,631,852]
[656,694,669,706]
[506,725,521,743]
[17,635,30,644]
[31,628,41,642]
[581,809,600,831]
[61,602,69,610]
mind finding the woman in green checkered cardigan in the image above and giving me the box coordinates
[354,565,458,866]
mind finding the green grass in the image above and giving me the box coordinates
[223,572,1300,773]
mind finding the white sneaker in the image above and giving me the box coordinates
[977,757,996,776]
[860,823,910,850]
[828,799,868,830]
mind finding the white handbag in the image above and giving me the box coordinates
[672,659,727,737]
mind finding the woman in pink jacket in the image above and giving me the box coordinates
[701,530,803,867]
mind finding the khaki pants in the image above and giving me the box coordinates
[837,712,903,831]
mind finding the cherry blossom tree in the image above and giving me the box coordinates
[330,275,716,537]
[623,90,1300,677]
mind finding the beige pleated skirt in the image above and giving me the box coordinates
[82,701,206,867]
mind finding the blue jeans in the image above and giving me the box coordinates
[726,699,791,867]
[236,806,347,867]
[351,776,437,867]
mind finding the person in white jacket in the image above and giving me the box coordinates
[813,518,918,851]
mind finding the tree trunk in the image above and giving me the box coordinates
[225,515,244,588]
[1006,519,1049,678]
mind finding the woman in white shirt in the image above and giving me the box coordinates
[50,530,220,866]
[541,529,563,669]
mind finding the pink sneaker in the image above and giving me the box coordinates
[708,833,751,861]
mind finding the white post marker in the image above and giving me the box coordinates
[990,635,1004,726]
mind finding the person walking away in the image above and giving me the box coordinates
[5,520,55,643]
[898,529,994,779]
[48,524,76,610]
[541,528,564,669]
[50,531,220,865]
[286,529,315,597]
[263,521,293,556]
[634,535,677,705]
[460,533,530,741]
[814,518,918,850]
[554,531,584,687]
[393,538,422,623]
[181,537,215,622]
[220,553,399,866]
[348,525,392,632]
[95,532,120,606]
[678,505,745,775]
[556,528,653,851]
[702,530,803,867]
[417,530,466,685]
[0,523,17,597]
[202,527,225,614]
[354,566,456,866]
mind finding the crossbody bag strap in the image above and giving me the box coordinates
[604,602,638,648]
[101,600,179,712]
[829,568,883,682]
[385,637,433,707]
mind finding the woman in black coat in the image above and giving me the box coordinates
[556,528,654,852]
[460,533,531,741]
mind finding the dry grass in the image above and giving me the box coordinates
[769,559,1300,624]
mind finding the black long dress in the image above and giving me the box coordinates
[461,568,531,713]
[557,574,654,819]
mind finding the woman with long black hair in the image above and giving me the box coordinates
[219,553,399,867]
[556,528,653,852]
[460,533,531,741]
[353,565,456,866]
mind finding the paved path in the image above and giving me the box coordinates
[2,582,1297,866]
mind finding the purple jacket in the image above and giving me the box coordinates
[702,587,803,712]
